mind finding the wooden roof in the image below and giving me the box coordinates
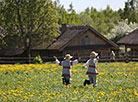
[47,29,82,50]
[117,28,138,45]
[48,25,118,50]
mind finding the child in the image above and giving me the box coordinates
[82,51,99,87]
[110,51,115,62]
[54,54,80,85]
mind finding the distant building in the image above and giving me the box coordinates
[0,24,119,61]
[117,28,138,58]
[41,24,118,60]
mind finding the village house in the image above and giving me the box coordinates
[117,28,138,59]
[33,24,118,60]
[0,24,119,62]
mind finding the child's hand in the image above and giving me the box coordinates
[82,66,85,68]
[53,56,57,59]
[96,56,99,59]
[78,57,81,61]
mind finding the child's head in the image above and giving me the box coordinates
[64,54,73,60]
[90,51,98,58]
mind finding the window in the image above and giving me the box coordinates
[80,35,90,45]
[85,35,88,38]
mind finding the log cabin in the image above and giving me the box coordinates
[44,24,119,60]
[117,28,138,58]
[0,24,119,62]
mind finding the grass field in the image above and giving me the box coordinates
[0,62,138,102]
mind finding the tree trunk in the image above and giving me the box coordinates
[16,0,31,63]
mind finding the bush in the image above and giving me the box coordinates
[33,55,43,64]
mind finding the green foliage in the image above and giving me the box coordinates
[54,0,138,39]
[0,0,59,49]
[121,0,138,23]
[79,13,94,26]
[33,55,43,64]
[55,2,121,36]
[0,0,138,51]
[108,20,138,42]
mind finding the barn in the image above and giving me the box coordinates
[45,24,118,60]
[117,28,138,59]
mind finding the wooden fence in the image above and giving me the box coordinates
[0,55,138,64]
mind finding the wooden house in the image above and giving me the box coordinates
[45,24,119,59]
[117,28,138,58]
[0,24,119,62]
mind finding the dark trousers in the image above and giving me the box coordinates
[62,76,71,85]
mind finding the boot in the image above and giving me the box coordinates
[66,79,70,85]
[84,80,91,86]
[62,78,65,85]
[84,80,87,86]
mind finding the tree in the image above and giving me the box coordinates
[79,14,94,26]
[0,0,59,57]
[84,7,90,15]
[122,0,138,23]
[67,3,79,25]
[88,6,120,36]
[57,5,68,24]
[107,20,138,42]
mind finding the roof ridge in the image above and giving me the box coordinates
[67,25,89,30]
[117,28,138,45]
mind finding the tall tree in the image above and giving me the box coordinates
[79,13,93,26]
[0,0,59,55]
[85,7,90,15]
[67,3,80,25]
[122,0,138,23]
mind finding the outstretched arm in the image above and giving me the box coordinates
[82,59,89,68]
[72,59,78,65]
[53,56,62,65]
[71,57,81,65]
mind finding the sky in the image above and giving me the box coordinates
[53,0,128,13]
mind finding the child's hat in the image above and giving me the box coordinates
[64,54,73,59]
[90,51,98,58]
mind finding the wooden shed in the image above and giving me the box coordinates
[117,28,138,58]
[47,24,119,60]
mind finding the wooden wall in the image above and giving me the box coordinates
[68,30,108,46]
[62,29,111,58]
[63,48,110,58]
[125,45,138,57]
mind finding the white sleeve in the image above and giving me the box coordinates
[94,59,98,64]
[72,59,78,65]
[55,59,62,65]
[83,59,90,68]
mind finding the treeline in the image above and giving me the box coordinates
[0,0,138,53]
[54,0,138,40]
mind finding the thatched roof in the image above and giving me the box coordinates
[117,28,138,45]
[48,25,118,50]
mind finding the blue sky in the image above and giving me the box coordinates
[53,0,127,13]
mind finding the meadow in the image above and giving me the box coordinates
[0,62,138,102]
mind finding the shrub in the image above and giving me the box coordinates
[33,55,43,64]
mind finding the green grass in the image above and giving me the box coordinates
[0,62,138,102]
